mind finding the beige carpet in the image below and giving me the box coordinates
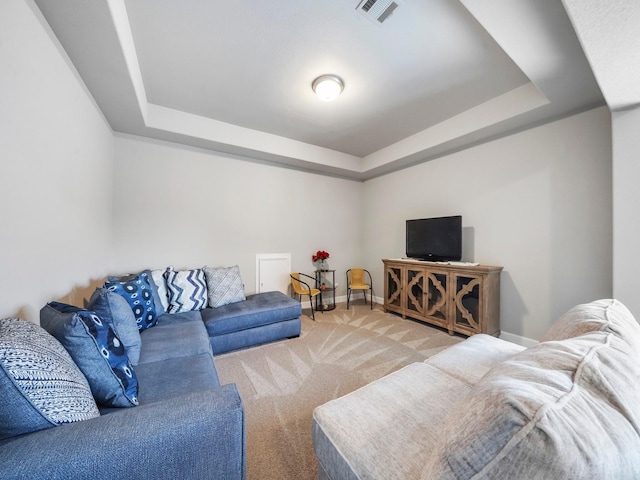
[214,302,463,480]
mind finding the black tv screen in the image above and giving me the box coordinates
[406,215,462,261]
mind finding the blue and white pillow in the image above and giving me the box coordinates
[105,272,158,330]
[88,288,142,366]
[204,265,246,308]
[150,268,170,313]
[0,317,99,440]
[141,269,166,318]
[40,303,138,408]
[165,266,208,313]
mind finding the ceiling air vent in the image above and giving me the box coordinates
[357,0,402,25]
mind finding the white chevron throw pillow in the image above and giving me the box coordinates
[165,267,208,313]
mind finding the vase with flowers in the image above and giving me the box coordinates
[312,250,330,271]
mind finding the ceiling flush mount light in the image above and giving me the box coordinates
[312,75,344,101]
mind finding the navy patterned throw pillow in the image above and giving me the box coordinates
[40,302,138,408]
[88,289,142,366]
[105,272,158,330]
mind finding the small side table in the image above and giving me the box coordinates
[315,269,336,312]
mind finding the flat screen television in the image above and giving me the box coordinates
[406,215,462,261]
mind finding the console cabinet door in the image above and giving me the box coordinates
[405,268,426,318]
[398,267,450,330]
[384,265,403,314]
[452,273,483,335]
[424,270,449,330]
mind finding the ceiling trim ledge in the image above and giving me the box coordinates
[145,103,364,172]
[106,0,148,121]
[364,82,549,170]
[97,0,600,183]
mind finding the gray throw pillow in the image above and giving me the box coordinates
[204,265,246,308]
[0,317,99,440]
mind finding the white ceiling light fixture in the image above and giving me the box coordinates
[312,75,344,101]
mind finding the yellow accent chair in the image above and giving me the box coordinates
[290,272,321,320]
[346,268,374,310]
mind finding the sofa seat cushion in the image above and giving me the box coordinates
[425,334,525,386]
[201,291,301,337]
[210,317,301,355]
[137,317,212,365]
[313,362,471,480]
[422,331,640,479]
[130,353,220,406]
[157,310,203,326]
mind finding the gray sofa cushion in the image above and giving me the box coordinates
[425,333,524,386]
[422,331,640,479]
[313,362,472,480]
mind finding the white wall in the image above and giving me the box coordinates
[111,135,362,296]
[0,1,114,322]
[363,107,613,340]
[612,107,640,319]
[0,1,617,342]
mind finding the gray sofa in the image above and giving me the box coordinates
[313,299,640,479]
[0,269,301,479]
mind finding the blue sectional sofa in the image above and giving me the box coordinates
[0,266,301,479]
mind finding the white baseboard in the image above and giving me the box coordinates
[335,298,537,347]
[336,295,347,304]
[333,295,383,305]
[334,296,538,347]
[499,331,539,348]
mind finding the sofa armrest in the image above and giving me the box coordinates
[0,384,245,480]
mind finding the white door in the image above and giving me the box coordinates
[256,253,291,294]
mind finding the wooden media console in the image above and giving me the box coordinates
[383,258,502,337]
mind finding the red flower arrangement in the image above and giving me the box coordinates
[312,250,330,262]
